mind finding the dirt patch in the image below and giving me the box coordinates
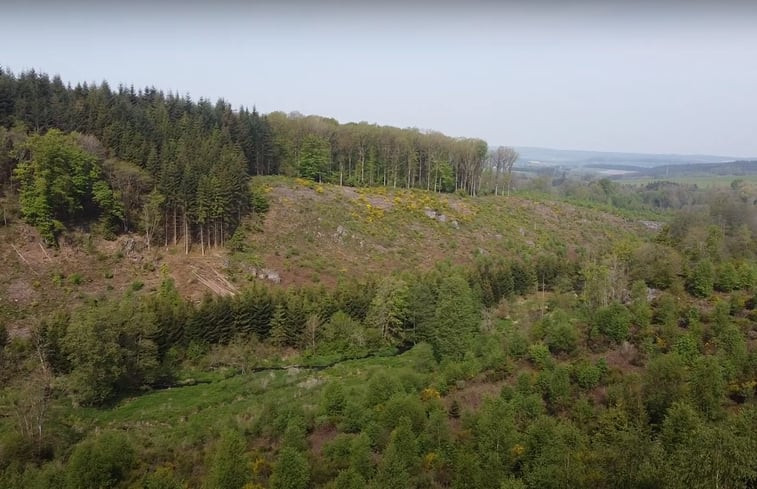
[447,199,476,217]
[309,423,340,457]
[6,279,36,305]
[592,342,643,374]
[445,376,507,413]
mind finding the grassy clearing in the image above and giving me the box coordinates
[245,177,654,286]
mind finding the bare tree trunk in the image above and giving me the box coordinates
[184,211,189,255]
[173,206,177,246]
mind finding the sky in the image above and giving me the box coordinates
[3,0,757,157]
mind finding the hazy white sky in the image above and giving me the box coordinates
[4,1,757,157]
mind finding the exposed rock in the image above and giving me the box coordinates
[640,220,663,231]
[424,208,437,219]
[333,225,349,241]
[646,287,660,302]
[258,268,281,284]
[121,237,146,256]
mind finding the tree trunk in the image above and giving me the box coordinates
[173,206,177,246]
[184,211,189,255]
[200,223,205,256]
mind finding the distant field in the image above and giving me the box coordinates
[617,174,757,187]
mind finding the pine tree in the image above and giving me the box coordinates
[269,447,309,489]
[205,430,249,489]
[376,417,417,489]
[428,273,480,360]
[269,304,288,347]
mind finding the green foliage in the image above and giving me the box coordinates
[3,65,757,489]
[629,279,652,328]
[250,187,270,214]
[541,310,579,355]
[0,323,8,352]
[143,467,183,489]
[715,261,739,292]
[527,342,553,370]
[643,354,689,424]
[319,311,368,355]
[573,360,605,389]
[268,304,288,347]
[270,447,310,489]
[687,259,715,297]
[630,243,683,289]
[298,134,331,181]
[366,276,409,345]
[690,356,725,420]
[205,430,249,489]
[13,129,120,243]
[322,382,347,417]
[376,417,417,489]
[593,303,631,343]
[64,432,135,489]
[61,296,160,405]
[426,273,480,360]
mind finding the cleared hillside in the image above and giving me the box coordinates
[0,177,655,338]
[243,177,654,286]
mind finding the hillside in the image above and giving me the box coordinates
[245,177,652,286]
[1,69,756,489]
[1,177,653,339]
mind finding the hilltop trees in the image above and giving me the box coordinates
[0,69,493,208]
[488,146,519,196]
[0,68,505,252]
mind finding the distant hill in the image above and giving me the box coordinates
[595,160,757,179]
[513,146,747,169]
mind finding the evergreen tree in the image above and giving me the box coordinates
[269,304,288,347]
[269,447,309,489]
[376,417,417,489]
[688,259,714,298]
[427,273,480,360]
[366,276,409,345]
[205,430,249,489]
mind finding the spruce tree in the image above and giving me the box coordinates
[205,430,249,489]
[269,304,288,347]
[269,447,309,489]
[428,273,480,360]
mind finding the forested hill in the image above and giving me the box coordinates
[0,68,502,248]
[2,68,757,489]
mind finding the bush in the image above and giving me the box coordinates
[322,382,347,417]
[67,273,83,285]
[206,430,250,489]
[542,311,579,355]
[594,303,631,343]
[527,343,553,369]
[687,260,714,298]
[715,262,739,292]
[573,361,603,389]
[65,432,135,489]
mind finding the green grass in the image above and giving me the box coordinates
[54,346,431,438]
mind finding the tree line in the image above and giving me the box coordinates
[0,68,524,248]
